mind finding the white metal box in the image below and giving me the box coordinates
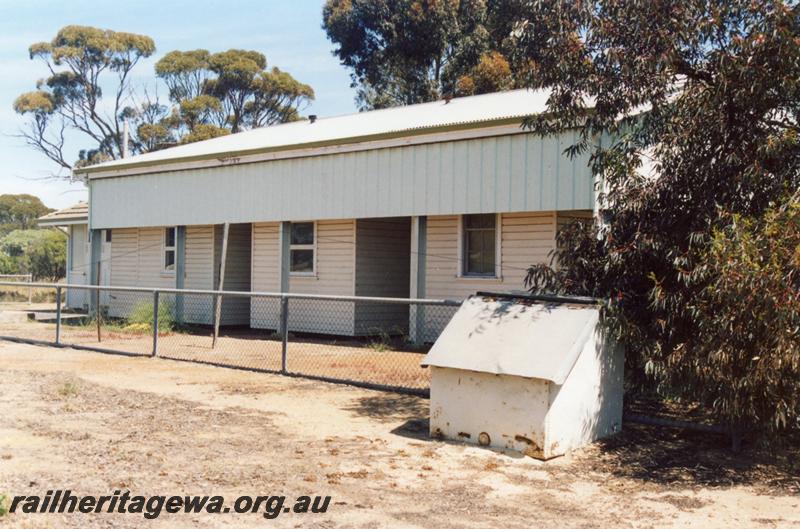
[422,294,624,459]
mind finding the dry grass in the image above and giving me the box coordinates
[0,314,430,389]
[0,342,797,529]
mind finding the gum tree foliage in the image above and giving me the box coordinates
[155,49,315,139]
[322,0,524,109]
[13,26,156,171]
[516,1,800,442]
[0,194,52,235]
[13,26,315,172]
[0,229,66,280]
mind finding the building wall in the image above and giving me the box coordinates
[90,130,595,229]
[107,227,176,318]
[424,212,557,301]
[249,221,280,330]
[353,217,411,336]
[66,224,89,310]
[419,211,560,340]
[429,367,551,457]
[250,219,356,335]
[213,223,251,326]
[544,330,624,457]
[181,225,215,324]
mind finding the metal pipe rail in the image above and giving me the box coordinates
[0,281,461,306]
[0,274,33,304]
[0,280,463,396]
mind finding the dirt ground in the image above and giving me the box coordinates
[0,308,430,390]
[0,341,798,529]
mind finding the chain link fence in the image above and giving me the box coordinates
[0,282,461,395]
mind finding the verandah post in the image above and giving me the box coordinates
[280,295,289,374]
[410,216,427,345]
[55,286,61,345]
[212,223,230,349]
[152,290,160,357]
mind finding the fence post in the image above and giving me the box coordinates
[152,290,159,357]
[55,286,61,345]
[280,295,289,374]
[27,274,32,305]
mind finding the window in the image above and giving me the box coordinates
[163,227,176,272]
[462,214,497,276]
[290,222,315,274]
[104,229,112,243]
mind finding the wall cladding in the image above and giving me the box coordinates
[90,130,594,229]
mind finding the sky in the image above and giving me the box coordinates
[0,0,357,210]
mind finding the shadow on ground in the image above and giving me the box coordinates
[580,420,800,493]
[346,392,800,493]
[343,393,428,424]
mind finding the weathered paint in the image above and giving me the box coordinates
[106,227,174,319]
[88,130,594,229]
[545,330,625,456]
[183,225,216,324]
[429,367,550,456]
[427,326,624,459]
[252,217,414,336]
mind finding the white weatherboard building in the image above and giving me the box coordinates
[37,202,104,310]
[74,89,598,338]
[422,294,624,458]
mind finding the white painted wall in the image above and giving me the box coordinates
[250,219,356,335]
[107,227,175,318]
[545,330,624,456]
[428,330,624,459]
[429,367,551,456]
[66,224,89,310]
[182,225,215,324]
[421,211,564,340]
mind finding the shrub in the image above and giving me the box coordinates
[126,299,175,332]
[57,380,79,398]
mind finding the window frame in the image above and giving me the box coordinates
[163,226,177,275]
[289,221,317,276]
[458,213,501,279]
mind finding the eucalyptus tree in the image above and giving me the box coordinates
[13,26,155,171]
[322,0,524,109]
[14,27,316,173]
[515,0,800,445]
[155,49,314,135]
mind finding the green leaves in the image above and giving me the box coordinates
[322,0,522,108]
[0,228,66,280]
[15,26,315,170]
[13,91,55,115]
[520,0,800,442]
[156,48,314,134]
[0,194,52,234]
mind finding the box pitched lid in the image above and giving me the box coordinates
[421,295,599,384]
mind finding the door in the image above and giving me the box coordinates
[66,224,89,310]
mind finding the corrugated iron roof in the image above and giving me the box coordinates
[78,89,551,174]
[421,295,600,384]
[37,201,88,226]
